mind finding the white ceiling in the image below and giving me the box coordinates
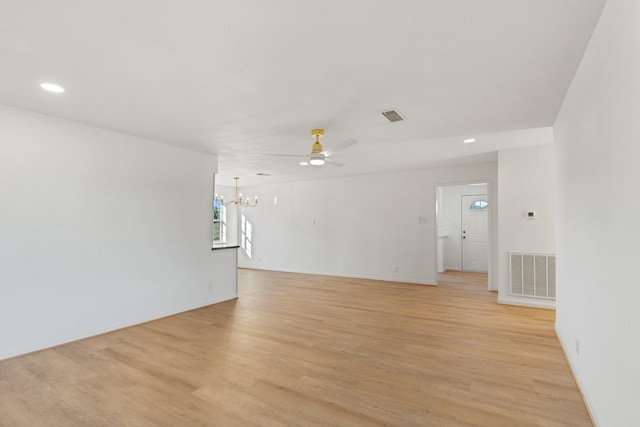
[0,1,605,186]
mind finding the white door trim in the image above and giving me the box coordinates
[433,180,495,291]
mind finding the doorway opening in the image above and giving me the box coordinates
[435,182,492,290]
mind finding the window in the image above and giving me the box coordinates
[469,200,488,210]
[213,199,227,243]
[241,214,252,258]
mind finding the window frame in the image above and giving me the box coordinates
[213,199,227,244]
[241,214,252,258]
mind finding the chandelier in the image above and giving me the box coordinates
[215,177,258,207]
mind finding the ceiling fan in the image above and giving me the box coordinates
[255,129,358,167]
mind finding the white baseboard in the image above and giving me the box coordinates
[555,326,600,427]
[497,296,555,309]
[239,266,435,286]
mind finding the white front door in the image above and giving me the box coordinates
[461,194,489,272]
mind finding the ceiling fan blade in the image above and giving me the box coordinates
[325,158,344,167]
[253,153,308,158]
[322,137,358,157]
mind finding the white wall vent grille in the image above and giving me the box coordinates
[509,252,555,299]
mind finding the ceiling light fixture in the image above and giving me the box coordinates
[257,128,356,167]
[40,82,65,93]
[215,177,258,208]
[309,129,325,165]
[463,138,476,144]
[309,153,325,166]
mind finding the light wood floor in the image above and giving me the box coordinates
[0,269,591,426]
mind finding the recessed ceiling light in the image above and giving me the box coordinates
[300,161,308,166]
[463,138,476,144]
[40,82,65,93]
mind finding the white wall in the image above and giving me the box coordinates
[237,163,498,287]
[554,1,640,425]
[497,145,556,308]
[0,104,237,360]
[439,184,488,272]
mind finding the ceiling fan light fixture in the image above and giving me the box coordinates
[256,128,354,167]
[309,153,325,166]
[309,128,326,165]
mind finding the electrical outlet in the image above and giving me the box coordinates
[394,265,399,273]
[575,339,580,355]
[209,281,213,291]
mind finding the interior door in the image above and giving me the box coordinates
[461,194,489,272]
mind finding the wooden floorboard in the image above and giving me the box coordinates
[0,269,592,426]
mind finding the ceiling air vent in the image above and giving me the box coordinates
[256,172,271,176]
[381,109,405,123]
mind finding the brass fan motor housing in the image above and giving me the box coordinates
[311,128,324,154]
